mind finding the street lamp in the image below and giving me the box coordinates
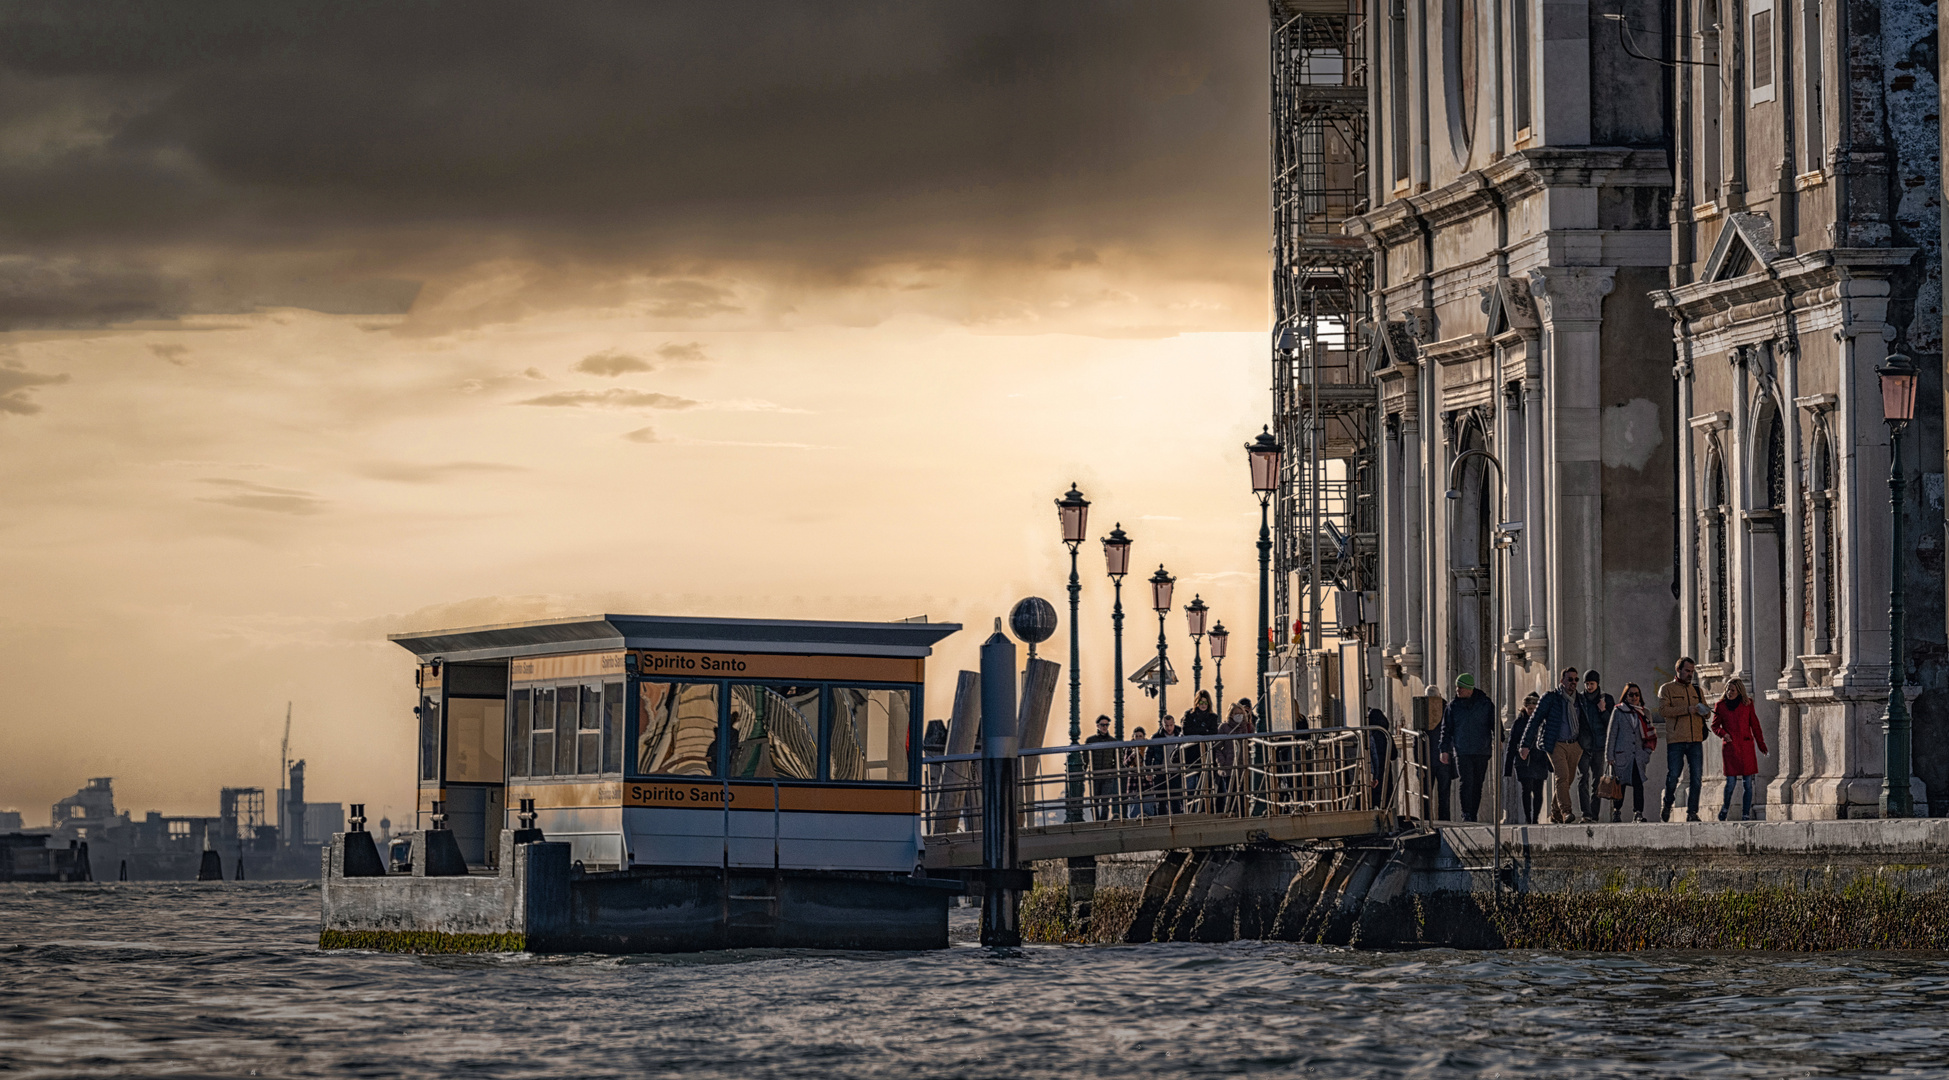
[1185,594,1209,697]
[1877,352,1918,818]
[1247,427,1282,731]
[1149,565,1176,725]
[1055,483,1090,822]
[1103,523,1133,740]
[1208,621,1229,714]
[1446,448,1509,892]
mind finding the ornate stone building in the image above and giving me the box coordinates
[1353,0,1681,753]
[1652,0,1942,817]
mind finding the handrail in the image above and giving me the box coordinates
[922,724,1395,765]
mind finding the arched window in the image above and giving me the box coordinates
[1809,424,1836,653]
[1703,440,1730,662]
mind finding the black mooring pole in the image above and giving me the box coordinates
[979,618,1021,947]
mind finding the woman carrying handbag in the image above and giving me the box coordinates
[1601,682,1655,822]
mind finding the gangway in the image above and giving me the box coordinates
[920,726,1422,869]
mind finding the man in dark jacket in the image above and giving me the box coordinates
[1436,673,1496,822]
[1574,670,1612,823]
[1526,666,1582,822]
[1084,714,1120,821]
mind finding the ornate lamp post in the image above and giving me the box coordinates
[1055,484,1090,822]
[1184,595,1209,697]
[1246,427,1282,731]
[1877,353,1918,818]
[1103,523,1133,740]
[1149,565,1176,725]
[1208,621,1229,714]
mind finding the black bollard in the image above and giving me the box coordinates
[979,618,1021,947]
[196,850,223,882]
[341,803,386,876]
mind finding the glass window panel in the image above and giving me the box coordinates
[418,696,440,782]
[510,689,531,778]
[637,682,721,776]
[531,687,555,778]
[602,682,624,773]
[554,684,579,776]
[729,684,820,780]
[445,698,506,783]
[829,687,913,783]
[577,683,602,775]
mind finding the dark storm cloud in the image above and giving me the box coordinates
[0,1,1264,326]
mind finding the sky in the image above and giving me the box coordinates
[0,1,1273,826]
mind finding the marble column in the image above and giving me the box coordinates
[1528,265,1616,672]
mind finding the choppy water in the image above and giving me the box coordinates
[4,883,1949,1078]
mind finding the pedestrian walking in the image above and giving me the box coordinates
[1436,673,1496,822]
[1656,656,1712,821]
[1575,670,1612,822]
[1149,713,1185,815]
[1084,714,1119,821]
[1712,678,1769,821]
[1181,691,1219,809]
[1504,692,1550,824]
[1602,682,1655,822]
[1215,699,1254,814]
[1125,726,1152,817]
[1425,685,1453,821]
[1529,666,1584,823]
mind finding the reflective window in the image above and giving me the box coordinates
[829,687,913,783]
[554,685,578,775]
[729,685,820,780]
[418,696,440,781]
[445,698,506,783]
[531,687,556,777]
[509,689,531,777]
[576,682,602,775]
[602,682,624,773]
[638,682,720,776]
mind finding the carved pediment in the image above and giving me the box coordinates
[1480,276,1540,337]
[1702,212,1780,283]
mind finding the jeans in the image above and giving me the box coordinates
[1664,741,1705,817]
[1721,774,1756,820]
[1457,754,1491,821]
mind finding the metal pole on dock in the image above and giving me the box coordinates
[980,619,1021,947]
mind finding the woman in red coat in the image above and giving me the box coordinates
[1712,678,1769,820]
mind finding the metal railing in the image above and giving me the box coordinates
[924,726,1419,838]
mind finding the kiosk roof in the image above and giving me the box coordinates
[388,614,961,662]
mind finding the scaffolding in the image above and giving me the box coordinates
[1269,0,1375,723]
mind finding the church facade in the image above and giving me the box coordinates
[1348,0,1941,816]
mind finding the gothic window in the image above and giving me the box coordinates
[1703,440,1730,663]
